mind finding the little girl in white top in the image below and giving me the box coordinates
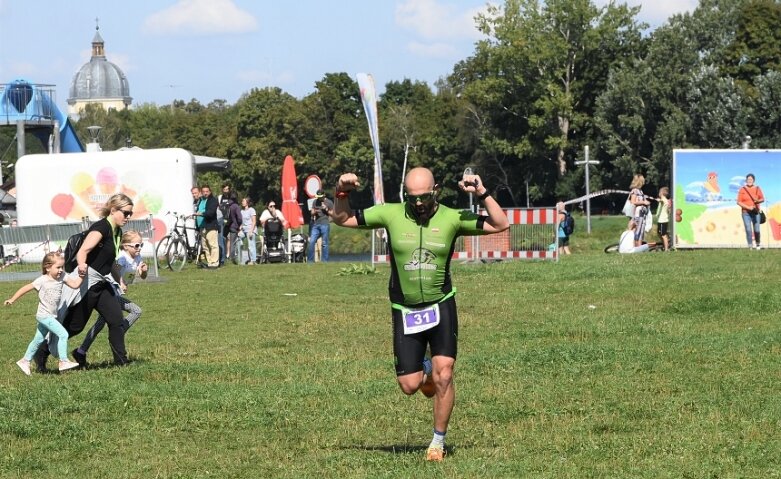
[5,252,83,374]
[73,230,148,366]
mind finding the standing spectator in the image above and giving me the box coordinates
[194,185,220,269]
[191,186,201,212]
[227,193,243,264]
[737,173,765,250]
[217,184,231,265]
[629,174,651,247]
[5,252,83,374]
[656,186,671,251]
[556,201,572,256]
[308,190,333,263]
[240,197,258,265]
[73,230,148,366]
[34,193,135,371]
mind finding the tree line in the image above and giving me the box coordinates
[6,0,777,212]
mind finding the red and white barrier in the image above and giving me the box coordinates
[372,207,559,263]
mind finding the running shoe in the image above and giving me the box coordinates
[422,357,432,376]
[425,446,445,462]
[420,357,436,398]
[16,359,31,376]
[33,348,49,373]
[58,361,81,372]
[72,348,87,368]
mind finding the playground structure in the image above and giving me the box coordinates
[0,79,85,181]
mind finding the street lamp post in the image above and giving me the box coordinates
[574,145,600,234]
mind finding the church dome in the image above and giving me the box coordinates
[67,26,132,108]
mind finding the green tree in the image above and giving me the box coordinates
[450,0,644,204]
[722,0,781,88]
[748,70,781,147]
[233,87,308,203]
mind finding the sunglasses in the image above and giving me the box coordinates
[268,204,276,208]
[403,191,437,204]
[124,243,144,249]
[118,209,133,218]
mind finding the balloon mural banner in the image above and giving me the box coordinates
[673,149,781,248]
[15,149,197,244]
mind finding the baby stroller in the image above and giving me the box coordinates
[260,217,287,264]
[290,233,308,263]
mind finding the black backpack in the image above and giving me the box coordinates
[218,197,230,223]
[63,231,88,273]
[562,212,575,236]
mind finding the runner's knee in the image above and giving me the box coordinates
[397,373,423,395]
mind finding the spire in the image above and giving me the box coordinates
[92,17,105,57]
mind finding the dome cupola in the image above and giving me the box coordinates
[67,21,132,116]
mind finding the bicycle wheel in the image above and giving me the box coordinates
[168,238,188,272]
[604,243,620,254]
[155,236,174,270]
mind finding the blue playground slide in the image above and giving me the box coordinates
[0,79,85,153]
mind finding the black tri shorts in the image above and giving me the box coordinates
[391,294,458,376]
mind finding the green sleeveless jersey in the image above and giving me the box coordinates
[357,203,487,306]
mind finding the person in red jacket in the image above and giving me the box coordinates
[736,173,765,249]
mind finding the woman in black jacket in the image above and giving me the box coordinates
[36,193,134,370]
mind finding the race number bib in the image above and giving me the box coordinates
[401,304,440,335]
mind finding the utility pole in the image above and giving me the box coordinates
[574,145,600,234]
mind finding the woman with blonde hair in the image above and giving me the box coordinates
[33,193,134,371]
[629,174,651,247]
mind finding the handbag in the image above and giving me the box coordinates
[743,186,766,223]
[644,207,653,232]
[622,197,634,217]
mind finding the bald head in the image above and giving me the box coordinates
[405,167,436,195]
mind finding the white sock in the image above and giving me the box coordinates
[429,429,446,449]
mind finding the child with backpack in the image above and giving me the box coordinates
[557,201,574,255]
[72,230,148,367]
[4,252,83,375]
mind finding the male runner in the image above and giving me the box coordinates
[331,167,509,461]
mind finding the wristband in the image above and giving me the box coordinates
[477,190,490,201]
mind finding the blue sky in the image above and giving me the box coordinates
[0,0,697,112]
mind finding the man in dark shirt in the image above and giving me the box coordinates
[308,190,333,262]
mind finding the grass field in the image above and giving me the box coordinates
[1,216,780,478]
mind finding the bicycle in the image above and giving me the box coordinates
[604,241,663,253]
[155,212,203,271]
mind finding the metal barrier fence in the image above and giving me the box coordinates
[372,207,558,263]
[0,216,158,282]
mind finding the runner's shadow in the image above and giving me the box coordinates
[341,444,456,456]
[82,357,145,371]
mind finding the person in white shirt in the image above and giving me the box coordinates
[619,220,650,254]
[259,201,287,228]
[240,197,258,264]
[258,201,286,257]
[5,252,84,374]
